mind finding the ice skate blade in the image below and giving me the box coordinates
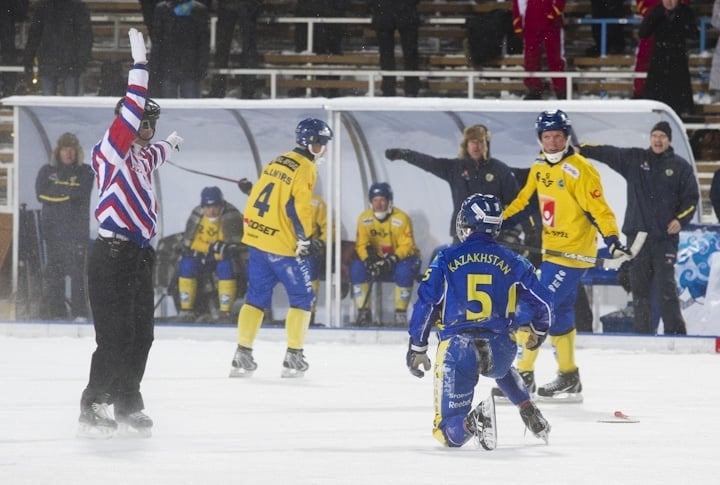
[478,396,497,451]
[76,423,116,439]
[280,368,305,378]
[536,392,583,403]
[116,423,152,439]
[535,430,549,445]
[229,367,255,378]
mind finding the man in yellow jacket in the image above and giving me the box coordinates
[229,118,333,379]
[502,109,630,401]
[351,182,421,326]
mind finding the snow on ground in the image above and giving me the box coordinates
[0,329,717,485]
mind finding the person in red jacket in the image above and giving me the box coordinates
[633,0,661,98]
[512,0,567,99]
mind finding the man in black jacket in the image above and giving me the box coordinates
[385,124,539,247]
[580,121,699,334]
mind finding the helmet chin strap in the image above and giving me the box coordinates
[309,144,326,158]
[539,138,570,164]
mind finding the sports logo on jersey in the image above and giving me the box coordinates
[589,188,602,199]
[537,171,554,188]
[562,162,579,179]
[540,196,555,227]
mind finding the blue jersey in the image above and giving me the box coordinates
[409,232,553,346]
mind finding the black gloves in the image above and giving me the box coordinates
[385,148,410,161]
[604,235,631,258]
[310,239,325,255]
[238,178,253,195]
[364,254,398,277]
[520,322,547,351]
[208,241,230,258]
[406,339,431,378]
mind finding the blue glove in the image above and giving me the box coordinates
[406,338,431,378]
[604,235,631,258]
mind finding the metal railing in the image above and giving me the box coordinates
[80,14,717,56]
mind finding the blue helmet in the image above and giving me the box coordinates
[295,118,333,147]
[456,193,504,242]
[201,186,223,206]
[535,109,571,139]
[368,182,393,202]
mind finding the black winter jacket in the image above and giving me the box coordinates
[394,149,521,236]
[150,1,210,82]
[581,144,699,241]
[23,0,93,77]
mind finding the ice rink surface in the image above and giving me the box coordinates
[1,330,717,485]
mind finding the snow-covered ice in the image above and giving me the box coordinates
[0,326,717,485]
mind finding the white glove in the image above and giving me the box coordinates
[128,28,147,64]
[295,239,311,258]
[165,131,183,151]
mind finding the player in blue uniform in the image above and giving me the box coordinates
[406,193,552,449]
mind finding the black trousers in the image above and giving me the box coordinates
[82,237,155,415]
[42,238,88,319]
[629,236,686,335]
[375,22,419,96]
[210,2,260,97]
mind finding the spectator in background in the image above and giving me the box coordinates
[0,0,28,97]
[586,0,626,56]
[351,182,421,326]
[177,187,245,323]
[23,0,93,96]
[367,0,420,97]
[512,0,567,100]
[138,0,161,39]
[709,0,720,102]
[638,0,697,117]
[35,132,94,320]
[633,0,660,98]
[150,0,210,98]
[295,0,349,55]
[581,121,699,335]
[207,0,261,99]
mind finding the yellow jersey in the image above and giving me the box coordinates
[355,207,420,261]
[504,151,620,268]
[242,149,317,257]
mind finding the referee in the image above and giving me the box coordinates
[77,28,183,438]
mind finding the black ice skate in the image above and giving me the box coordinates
[519,401,550,444]
[115,410,153,438]
[466,395,497,450]
[77,402,117,439]
[281,348,309,378]
[491,370,536,404]
[537,368,583,403]
[229,345,258,378]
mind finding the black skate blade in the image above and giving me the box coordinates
[229,367,255,378]
[76,423,115,439]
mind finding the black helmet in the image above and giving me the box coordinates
[114,97,161,123]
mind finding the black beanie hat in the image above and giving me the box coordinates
[651,121,672,141]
